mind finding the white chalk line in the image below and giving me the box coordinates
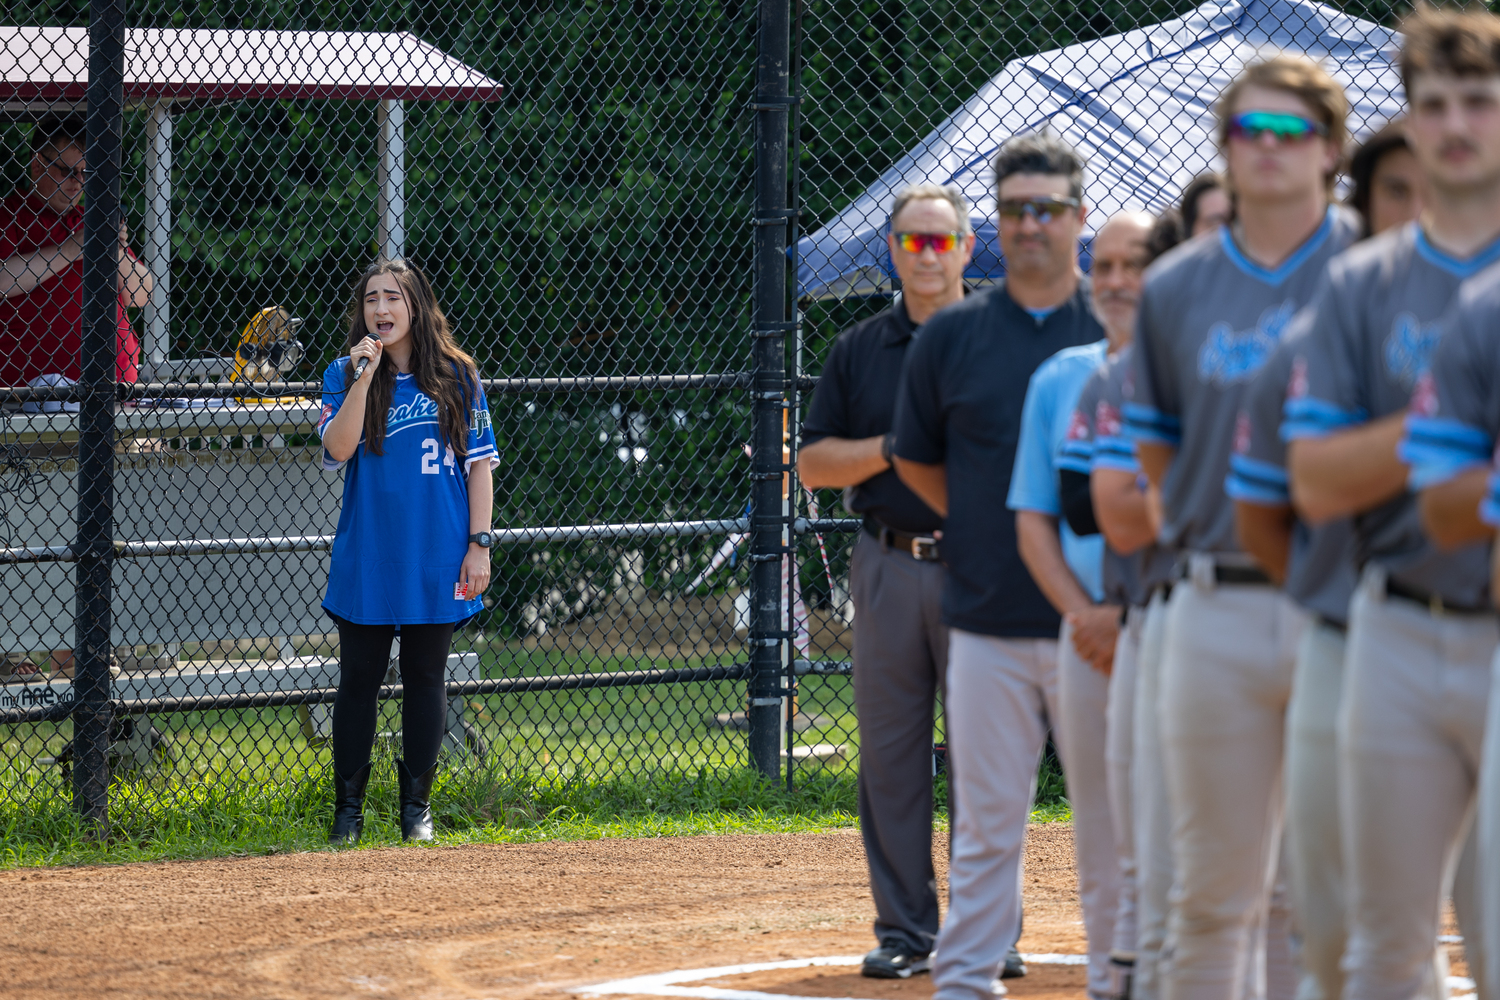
[578,952,1088,1000]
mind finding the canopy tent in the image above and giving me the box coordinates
[0,26,504,375]
[795,0,1402,301]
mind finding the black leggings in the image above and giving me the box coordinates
[331,617,455,778]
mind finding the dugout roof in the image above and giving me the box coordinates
[0,26,504,108]
[797,0,1403,300]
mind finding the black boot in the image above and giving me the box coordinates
[397,758,436,842]
[328,763,371,845]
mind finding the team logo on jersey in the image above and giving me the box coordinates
[1065,410,1090,441]
[386,392,440,433]
[471,407,492,432]
[1287,355,1308,399]
[1383,313,1441,389]
[319,402,333,428]
[1095,400,1123,438]
[1409,370,1439,417]
[1197,301,1295,387]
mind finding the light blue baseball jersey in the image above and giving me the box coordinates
[1070,345,1176,606]
[319,361,500,624]
[1008,339,1109,603]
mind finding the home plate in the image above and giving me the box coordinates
[579,953,1089,999]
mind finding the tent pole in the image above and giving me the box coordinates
[377,99,406,260]
[144,100,171,370]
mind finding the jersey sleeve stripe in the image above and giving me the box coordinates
[1280,396,1367,440]
[1123,403,1182,445]
[1399,416,1494,490]
[1225,453,1291,505]
[1091,436,1140,473]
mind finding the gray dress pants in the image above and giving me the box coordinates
[849,529,950,955]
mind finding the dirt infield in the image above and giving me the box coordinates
[1,824,1085,1000]
[0,823,1471,999]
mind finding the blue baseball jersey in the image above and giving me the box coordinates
[319,361,500,624]
[1007,339,1109,602]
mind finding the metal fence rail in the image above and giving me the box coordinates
[1,0,1407,835]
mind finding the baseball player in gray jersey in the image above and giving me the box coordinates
[1128,54,1359,1000]
[1227,318,1360,1000]
[1229,122,1459,1000]
[1066,343,1178,1000]
[1406,264,1500,1000]
[1284,11,1500,999]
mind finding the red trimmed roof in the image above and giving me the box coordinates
[1,26,504,105]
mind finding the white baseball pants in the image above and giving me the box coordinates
[1159,573,1305,1000]
[1135,588,1175,1000]
[1108,606,1145,975]
[1340,569,1496,1000]
[933,630,1059,1000]
[1285,619,1347,1000]
[1059,618,1124,1000]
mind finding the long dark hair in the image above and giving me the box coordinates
[343,258,480,459]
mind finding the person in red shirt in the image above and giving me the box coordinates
[0,120,152,388]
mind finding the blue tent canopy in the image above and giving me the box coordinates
[796,0,1402,300]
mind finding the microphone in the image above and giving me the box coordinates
[353,330,381,382]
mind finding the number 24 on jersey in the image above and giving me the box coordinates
[420,438,457,475]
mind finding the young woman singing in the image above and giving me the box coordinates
[318,258,497,843]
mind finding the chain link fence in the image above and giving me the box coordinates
[1,0,1405,835]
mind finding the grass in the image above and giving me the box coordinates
[0,636,1073,869]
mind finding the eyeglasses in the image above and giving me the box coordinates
[1226,111,1328,144]
[892,231,962,254]
[997,196,1080,224]
[46,159,88,183]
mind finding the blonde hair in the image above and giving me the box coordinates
[1216,54,1349,191]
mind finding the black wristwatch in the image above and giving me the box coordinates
[469,531,493,548]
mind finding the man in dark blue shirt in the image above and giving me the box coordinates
[801,182,971,981]
[893,132,1105,1000]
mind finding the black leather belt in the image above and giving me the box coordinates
[1216,565,1272,585]
[1175,562,1272,586]
[1385,577,1492,616]
[1315,614,1348,633]
[864,521,941,561]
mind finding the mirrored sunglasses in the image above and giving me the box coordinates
[1226,111,1328,144]
[996,196,1079,224]
[893,231,961,254]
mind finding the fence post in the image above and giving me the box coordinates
[748,0,792,778]
[73,0,127,831]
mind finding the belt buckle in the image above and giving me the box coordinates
[911,536,938,561]
[1431,593,1445,617]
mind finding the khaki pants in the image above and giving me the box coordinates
[1058,619,1123,1000]
[933,629,1057,1000]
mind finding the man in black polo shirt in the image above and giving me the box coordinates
[800,182,972,981]
[893,132,1105,1000]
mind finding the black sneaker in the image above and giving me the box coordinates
[861,944,932,979]
[1001,945,1027,979]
